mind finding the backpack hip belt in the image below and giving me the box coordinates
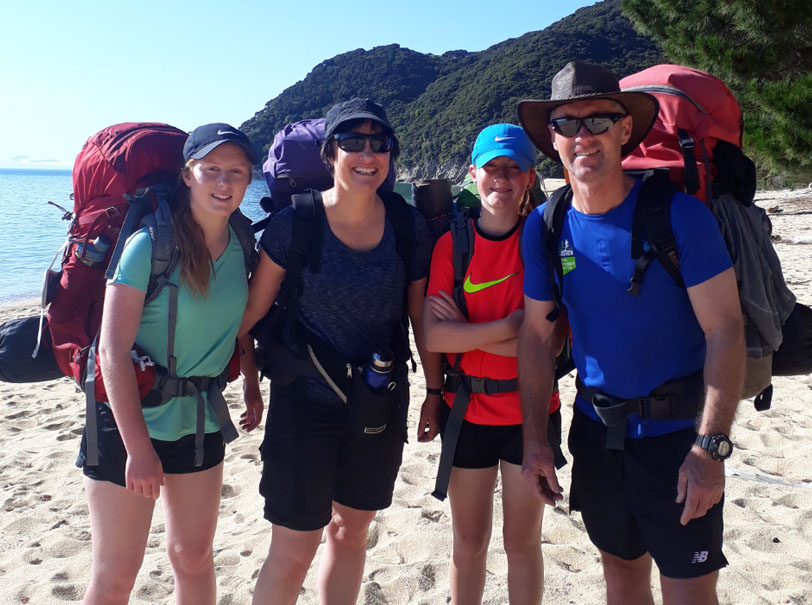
[443,371,518,396]
[575,370,704,450]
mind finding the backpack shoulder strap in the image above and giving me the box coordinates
[228,209,258,278]
[379,190,415,274]
[143,186,181,305]
[541,185,572,322]
[628,172,685,296]
[450,209,475,321]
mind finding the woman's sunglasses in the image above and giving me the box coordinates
[334,132,393,153]
[549,113,627,137]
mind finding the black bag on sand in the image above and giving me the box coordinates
[0,316,63,382]
[773,302,812,376]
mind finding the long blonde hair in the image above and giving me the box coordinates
[171,160,215,297]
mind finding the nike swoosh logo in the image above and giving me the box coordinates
[217,129,238,136]
[494,136,515,142]
[464,272,518,294]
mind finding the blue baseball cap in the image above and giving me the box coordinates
[471,123,536,172]
[183,122,258,165]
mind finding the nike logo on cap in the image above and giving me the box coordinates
[217,129,238,136]
[494,136,516,142]
[463,272,518,294]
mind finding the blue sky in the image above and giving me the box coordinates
[0,0,597,169]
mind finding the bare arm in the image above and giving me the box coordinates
[238,250,286,417]
[238,250,286,339]
[423,290,523,354]
[518,295,563,505]
[410,278,446,443]
[98,282,163,500]
[677,267,745,524]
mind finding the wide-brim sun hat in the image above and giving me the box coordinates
[517,61,659,162]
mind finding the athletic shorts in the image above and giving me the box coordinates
[76,400,225,487]
[568,406,728,579]
[439,404,566,469]
[259,380,409,532]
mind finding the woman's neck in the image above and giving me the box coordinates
[323,185,381,224]
[191,208,231,259]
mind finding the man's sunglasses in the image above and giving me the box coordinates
[334,132,393,153]
[549,113,627,137]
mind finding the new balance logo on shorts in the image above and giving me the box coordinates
[691,550,709,564]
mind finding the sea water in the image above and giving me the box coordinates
[0,169,271,304]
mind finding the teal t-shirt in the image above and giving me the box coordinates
[108,225,248,441]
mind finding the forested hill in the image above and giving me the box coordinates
[241,0,664,181]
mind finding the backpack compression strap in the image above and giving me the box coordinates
[628,172,685,296]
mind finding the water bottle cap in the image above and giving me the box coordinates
[371,350,393,371]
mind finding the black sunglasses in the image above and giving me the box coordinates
[549,113,627,137]
[334,132,393,153]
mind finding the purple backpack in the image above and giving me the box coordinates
[263,118,396,212]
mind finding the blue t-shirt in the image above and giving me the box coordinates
[523,179,732,437]
[260,200,432,402]
[108,225,248,440]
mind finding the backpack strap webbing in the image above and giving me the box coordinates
[450,210,475,321]
[575,370,704,450]
[541,186,572,322]
[628,172,685,296]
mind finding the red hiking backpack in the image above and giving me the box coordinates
[620,64,746,205]
[47,123,189,396]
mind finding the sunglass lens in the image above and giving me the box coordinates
[337,135,366,152]
[369,135,392,153]
[582,117,614,135]
[552,118,580,137]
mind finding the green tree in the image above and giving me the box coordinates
[621,0,812,184]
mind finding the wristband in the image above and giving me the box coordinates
[427,388,443,396]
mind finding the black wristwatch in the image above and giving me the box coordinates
[695,433,733,461]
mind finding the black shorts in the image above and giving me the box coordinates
[568,406,727,579]
[76,400,225,487]
[259,381,409,532]
[439,404,566,469]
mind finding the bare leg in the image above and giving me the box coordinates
[82,477,155,605]
[317,502,377,605]
[252,524,322,605]
[600,549,654,605]
[500,461,544,605]
[448,465,499,604]
[161,463,223,605]
[660,571,719,605]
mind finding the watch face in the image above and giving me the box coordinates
[716,439,731,458]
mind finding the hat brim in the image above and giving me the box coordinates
[518,91,659,163]
[324,112,394,139]
[473,148,533,172]
[188,139,258,165]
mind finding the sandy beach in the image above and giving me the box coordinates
[1,189,811,604]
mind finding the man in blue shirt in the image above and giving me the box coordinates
[516,61,745,604]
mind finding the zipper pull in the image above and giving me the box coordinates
[346,363,353,380]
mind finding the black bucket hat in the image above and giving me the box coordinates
[518,61,659,162]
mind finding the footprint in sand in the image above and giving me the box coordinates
[418,563,435,591]
[363,581,388,604]
[221,484,239,499]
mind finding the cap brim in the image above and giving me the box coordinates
[325,112,394,139]
[473,148,533,172]
[188,139,258,165]
[518,92,659,162]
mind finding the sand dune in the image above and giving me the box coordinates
[1,189,811,603]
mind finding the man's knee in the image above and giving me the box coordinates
[325,509,374,550]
